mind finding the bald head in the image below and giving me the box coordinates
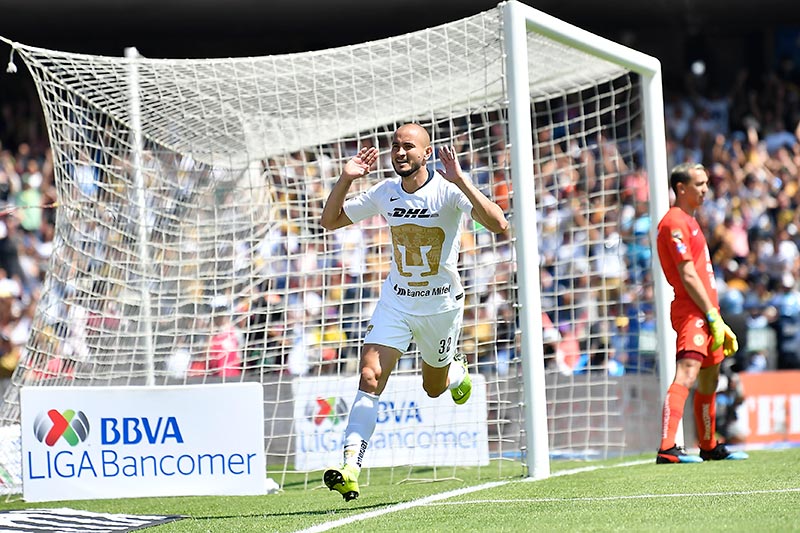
[391,123,433,179]
[393,123,431,147]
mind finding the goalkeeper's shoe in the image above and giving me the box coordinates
[323,464,360,502]
[656,445,704,464]
[450,352,472,405]
[699,443,749,461]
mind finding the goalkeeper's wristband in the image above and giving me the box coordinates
[706,309,720,323]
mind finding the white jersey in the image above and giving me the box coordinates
[343,171,473,316]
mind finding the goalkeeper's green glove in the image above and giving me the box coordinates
[706,308,738,357]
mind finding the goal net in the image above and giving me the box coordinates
[0,1,666,494]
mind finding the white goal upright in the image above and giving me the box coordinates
[0,0,669,493]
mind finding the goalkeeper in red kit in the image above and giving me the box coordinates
[655,163,749,463]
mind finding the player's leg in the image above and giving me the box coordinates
[418,352,469,402]
[696,361,748,461]
[324,302,409,501]
[413,308,470,403]
[344,343,402,469]
[448,351,471,404]
[658,315,711,464]
[324,343,402,501]
[420,360,448,397]
[694,361,721,451]
[657,350,703,464]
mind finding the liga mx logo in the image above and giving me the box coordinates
[305,397,348,427]
[33,409,90,447]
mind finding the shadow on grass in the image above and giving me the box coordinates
[188,500,392,520]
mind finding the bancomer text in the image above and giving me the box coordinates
[27,449,259,479]
[27,416,258,479]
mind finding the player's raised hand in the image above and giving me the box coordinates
[343,147,378,180]
[438,145,467,184]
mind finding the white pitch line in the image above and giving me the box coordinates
[429,486,800,505]
[297,481,509,533]
[295,460,650,533]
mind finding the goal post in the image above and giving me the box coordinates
[503,1,550,481]
[503,1,672,478]
[0,0,670,496]
[125,45,157,386]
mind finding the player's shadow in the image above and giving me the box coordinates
[191,501,390,520]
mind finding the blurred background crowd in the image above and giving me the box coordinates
[0,18,799,434]
[502,66,800,399]
[1,57,799,382]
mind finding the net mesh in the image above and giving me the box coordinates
[0,4,661,493]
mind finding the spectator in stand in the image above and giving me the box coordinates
[554,322,586,375]
[0,154,20,203]
[18,160,43,235]
[715,365,747,444]
[587,305,628,376]
[189,297,243,378]
[665,93,695,147]
[624,201,653,283]
[0,279,22,373]
[0,206,27,291]
[723,260,751,294]
[765,229,800,279]
[541,311,561,371]
[625,300,658,372]
[0,332,16,378]
[494,298,516,376]
[768,272,800,369]
[462,300,494,375]
[710,212,749,269]
[719,289,750,369]
[310,306,349,375]
[590,213,628,305]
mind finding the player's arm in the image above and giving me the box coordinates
[438,145,509,234]
[320,147,378,231]
[676,260,715,315]
[677,259,737,354]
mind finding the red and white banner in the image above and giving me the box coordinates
[21,383,266,502]
[292,374,489,471]
[738,371,800,444]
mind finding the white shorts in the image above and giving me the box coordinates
[363,301,463,368]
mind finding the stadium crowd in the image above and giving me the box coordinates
[0,58,799,398]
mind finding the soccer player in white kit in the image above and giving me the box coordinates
[320,123,509,501]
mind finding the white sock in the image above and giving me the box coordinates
[447,360,466,390]
[342,390,379,469]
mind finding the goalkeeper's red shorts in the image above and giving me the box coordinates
[673,314,724,368]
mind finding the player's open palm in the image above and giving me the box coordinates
[343,147,378,179]
[438,145,465,184]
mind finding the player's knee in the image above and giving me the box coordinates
[359,366,380,393]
